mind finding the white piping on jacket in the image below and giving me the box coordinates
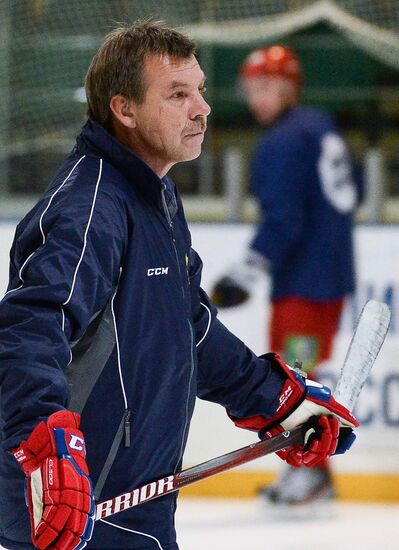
[2,155,86,300]
[39,155,86,244]
[196,302,212,347]
[62,158,103,309]
[110,267,128,409]
[99,518,164,550]
[174,302,212,472]
[60,158,102,367]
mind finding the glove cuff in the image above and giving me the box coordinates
[229,353,306,433]
[260,353,307,422]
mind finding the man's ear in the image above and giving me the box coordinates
[109,94,137,128]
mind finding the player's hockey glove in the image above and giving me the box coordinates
[231,353,359,467]
[12,410,94,550]
[211,250,269,308]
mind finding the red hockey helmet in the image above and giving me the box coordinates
[240,45,302,89]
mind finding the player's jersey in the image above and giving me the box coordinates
[250,105,363,301]
[0,120,284,549]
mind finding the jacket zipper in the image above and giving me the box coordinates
[174,318,196,473]
[161,183,183,296]
[124,408,131,447]
[161,183,195,471]
[94,408,132,499]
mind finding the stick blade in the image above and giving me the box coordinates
[334,300,391,411]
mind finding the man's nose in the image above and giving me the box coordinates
[191,93,211,118]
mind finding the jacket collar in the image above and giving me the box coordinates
[75,119,172,205]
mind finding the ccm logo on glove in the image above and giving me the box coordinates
[277,383,295,410]
[69,434,85,452]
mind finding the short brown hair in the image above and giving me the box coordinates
[85,21,197,130]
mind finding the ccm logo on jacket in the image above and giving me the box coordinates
[147,267,169,276]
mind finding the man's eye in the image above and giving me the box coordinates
[172,91,187,98]
[200,87,207,95]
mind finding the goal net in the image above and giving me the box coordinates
[0,0,398,191]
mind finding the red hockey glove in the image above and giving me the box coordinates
[12,410,94,550]
[231,353,359,468]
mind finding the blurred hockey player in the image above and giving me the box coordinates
[212,45,363,506]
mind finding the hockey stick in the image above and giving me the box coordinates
[95,299,390,521]
[334,299,390,410]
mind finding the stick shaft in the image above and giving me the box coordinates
[95,427,303,520]
[95,300,390,521]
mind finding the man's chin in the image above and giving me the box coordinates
[188,147,202,161]
[179,145,203,162]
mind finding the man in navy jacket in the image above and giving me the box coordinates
[0,23,357,550]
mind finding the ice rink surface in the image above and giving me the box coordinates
[176,498,399,550]
[0,498,397,549]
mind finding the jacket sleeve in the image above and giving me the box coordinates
[188,248,284,420]
[0,176,126,450]
[250,132,308,271]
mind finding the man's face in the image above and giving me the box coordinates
[242,76,294,126]
[130,54,210,176]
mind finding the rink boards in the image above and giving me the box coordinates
[187,223,399,502]
[0,221,398,502]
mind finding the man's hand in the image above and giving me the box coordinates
[231,353,359,467]
[12,410,94,550]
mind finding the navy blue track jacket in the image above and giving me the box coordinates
[0,120,284,549]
